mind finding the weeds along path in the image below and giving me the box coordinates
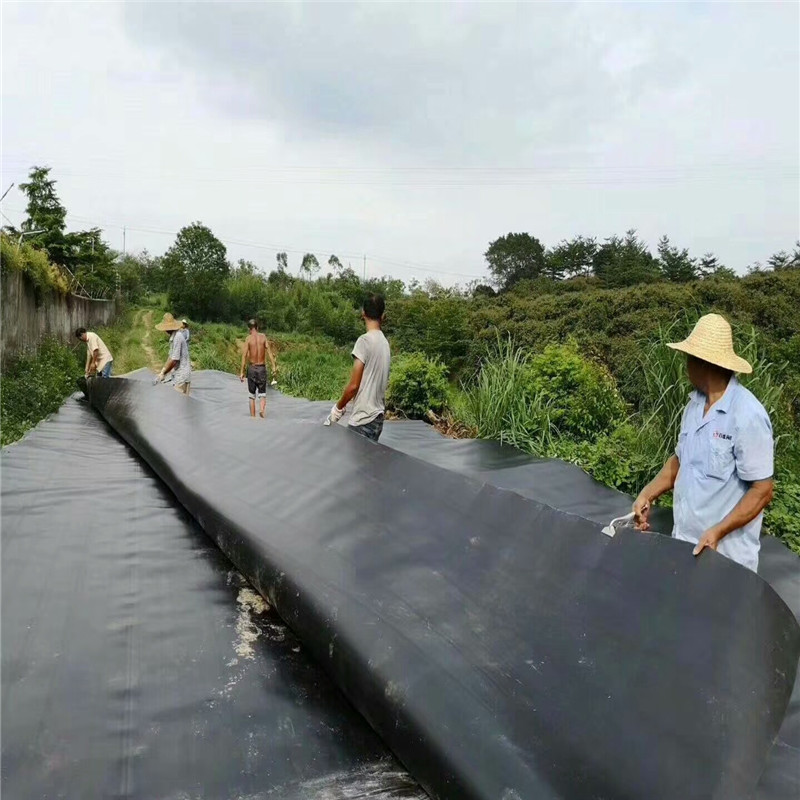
[141,310,160,372]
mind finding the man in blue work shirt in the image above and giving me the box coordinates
[633,314,774,571]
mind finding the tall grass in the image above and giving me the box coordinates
[274,335,351,401]
[457,338,559,455]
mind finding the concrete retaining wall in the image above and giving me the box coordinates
[1,270,118,364]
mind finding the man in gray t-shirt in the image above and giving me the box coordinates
[324,294,391,442]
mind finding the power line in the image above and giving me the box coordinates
[1,206,486,281]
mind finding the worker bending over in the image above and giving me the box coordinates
[633,314,773,571]
[325,294,390,442]
[240,318,278,418]
[76,327,113,378]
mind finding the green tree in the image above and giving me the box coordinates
[18,166,70,266]
[768,246,799,271]
[657,235,697,283]
[276,252,288,272]
[698,252,736,280]
[546,236,597,280]
[328,254,343,274]
[484,232,546,290]
[593,230,659,287]
[163,222,230,320]
[70,228,118,297]
[301,253,320,277]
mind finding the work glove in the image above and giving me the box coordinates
[271,379,278,386]
[324,404,344,426]
[152,370,166,386]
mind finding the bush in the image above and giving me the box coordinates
[522,343,625,440]
[387,353,449,418]
[386,292,472,375]
[1,339,81,446]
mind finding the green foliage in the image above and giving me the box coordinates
[593,229,661,287]
[764,471,800,553]
[657,235,697,283]
[274,336,352,401]
[0,233,70,294]
[1,339,81,446]
[163,222,230,320]
[460,339,625,447]
[385,291,472,373]
[524,343,625,440]
[387,353,449,418]
[17,166,118,294]
[95,308,149,374]
[484,232,546,289]
[301,253,320,276]
[18,166,70,267]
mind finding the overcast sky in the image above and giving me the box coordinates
[2,1,798,285]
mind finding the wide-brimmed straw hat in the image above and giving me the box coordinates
[155,312,183,332]
[667,313,752,374]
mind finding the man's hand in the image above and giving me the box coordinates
[324,404,344,426]
[632,493,651,531]
[693,527,724,557]
[240,373,245,382]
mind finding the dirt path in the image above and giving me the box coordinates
[141,310,160,372]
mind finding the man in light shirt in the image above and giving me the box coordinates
[154,313,192,395]
[76,327,113,378]
[325,294,391,442]
[633,314,774,571]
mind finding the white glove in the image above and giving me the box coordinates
[324,404,344,426]
[271,379,278,386]
[153,371,166,386]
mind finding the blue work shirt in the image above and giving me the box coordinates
[673,376,773,571]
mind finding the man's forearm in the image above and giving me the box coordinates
[161,358,178,376]
[336,384,358,410]
[640,455,680,502]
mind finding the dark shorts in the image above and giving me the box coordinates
[247,364,267,398]
[349,414,384,442]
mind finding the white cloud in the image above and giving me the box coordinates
[2,1,798,284]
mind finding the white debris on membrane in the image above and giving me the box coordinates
[234,587,270,660]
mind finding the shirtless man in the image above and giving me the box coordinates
[240,318,278,418]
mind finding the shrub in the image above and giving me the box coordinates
[1,339,81,445]
[387,353,449,418]
[522,343,625,440]
[386,292,472,375]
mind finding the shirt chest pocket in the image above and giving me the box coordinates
[707,437,735,480]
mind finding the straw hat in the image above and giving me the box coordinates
[667,313,752,374]
[155,312,183,332]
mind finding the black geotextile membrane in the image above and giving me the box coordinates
[1,397,424,800]
[62,372,799,800]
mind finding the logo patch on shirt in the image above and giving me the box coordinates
[713,431,733,440]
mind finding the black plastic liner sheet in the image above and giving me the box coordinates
[1,397,424,799]
[81,375,800,800]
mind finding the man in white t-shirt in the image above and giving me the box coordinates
[324,294,391,442]
[76,327,113,378]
